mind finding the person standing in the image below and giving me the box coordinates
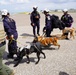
[43,9,52,37]
[30,6,40,37]
[1,9,18,58]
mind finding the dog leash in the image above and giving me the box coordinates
[42,32,46,37]
[34,44,40,52]
[9,38,25,46]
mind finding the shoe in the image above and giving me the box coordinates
[34,35,36,37]
[34,34,36,37]
[37,33,40,36]
[7,54,13,59]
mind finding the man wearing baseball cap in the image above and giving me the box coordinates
[1,9,18,58]
[30,6,40,37]
[43,9,52,37]
[61,9,73,28]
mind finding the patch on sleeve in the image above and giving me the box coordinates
[47,16,50,20]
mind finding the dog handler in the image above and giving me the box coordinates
[61,9,73,28]
[30,6,40,37]
[1,9,18,58]
[43,9,52,37]
[61,9,73,39]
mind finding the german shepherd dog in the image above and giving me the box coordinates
[14,42,46,67]
[33,36,60,49]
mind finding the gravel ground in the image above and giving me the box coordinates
[2,12,76,75]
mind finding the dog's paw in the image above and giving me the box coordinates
[13,64,17,67]
[58,45,60,49]
[35,62,38,64]
[14,62,19,67]
[44,56,46,59]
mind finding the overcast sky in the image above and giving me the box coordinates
[0,0,76,13]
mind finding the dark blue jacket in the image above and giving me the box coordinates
[30,11,40,24]
[45,14,52,29]
[61,14,73,27]
[3,16,18,39]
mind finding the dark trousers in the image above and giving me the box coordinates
[8,33,18,57]
[46,28,52,37]
[33,22,40,35]
[8,39,17,56]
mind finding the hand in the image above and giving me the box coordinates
[6,36,9,40]
[10,35,14,40]
[6,35,14,40]
[35,16,39,19]
[31,23,34,26]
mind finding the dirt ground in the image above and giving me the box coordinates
[1,12,76,75]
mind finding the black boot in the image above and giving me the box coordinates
[7,54,13,59]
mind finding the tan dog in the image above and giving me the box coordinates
[61,27,75,39]
[33,36,60,49]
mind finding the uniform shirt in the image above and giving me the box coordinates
[45,14,52,29]
[61,14,73,27]
[30,11,40,23]
[3,16,18,36]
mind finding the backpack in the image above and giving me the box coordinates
[51,15,59,28]
[51,15,66,30]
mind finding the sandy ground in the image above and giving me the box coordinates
[1,12,76,75]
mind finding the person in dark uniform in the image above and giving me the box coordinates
[61,9,73,39]
[1,9,18,58]
[30,6,40,37]
[43,9,52,37]
[61,9,73,28]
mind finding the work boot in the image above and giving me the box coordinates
[7,54,13,59]
[37,33,40,36]
[34,34,36,37]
